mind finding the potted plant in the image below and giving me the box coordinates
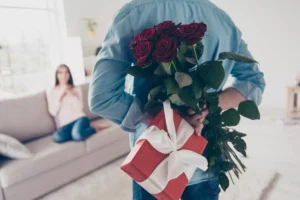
[84,18,97,37]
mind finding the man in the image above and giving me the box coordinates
[89,0,265,199]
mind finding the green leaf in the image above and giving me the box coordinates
[209,106,222,114]
[185,46,195,58]
[193,85,202,100]
[161,62,172,75]
[169,94,185,106]
[179,43,188,54]
[219,172,230,191]
[221,108,241,126]
[207,91,219,97]
[177,45,198,70]
[186,57,197,65]
[164,78,180,95]
[218,134,231,142]
[182,45,199,65]
[195,42,204,60]
[232,131,247,138]
[124,66,153,79]
[154,65,168,77]
[177,51,186,65]
[176,51,195,71]
[175,72,193,88]
[219,52,258,63]
[208,115,222,127]
[206,93,219,106]
[221,161,234,172]
[238,100,260,120]
[198,100,205,110]
[178,87,200,113]
[191,75,205,100]
[197,61,225,90]
[150,86,164,96]
[232,138,247,157]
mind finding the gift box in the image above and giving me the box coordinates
[121,100,208,200]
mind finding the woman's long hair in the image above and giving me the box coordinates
[55,64,74,87]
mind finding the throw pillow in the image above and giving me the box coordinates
[0,133,33,159]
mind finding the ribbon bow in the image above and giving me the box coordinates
[136,100,208,194]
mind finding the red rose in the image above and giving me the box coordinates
[133,41,153,66]
[177,22,207,45]
[140,27,156,41]
[130,33,141,49]
[156,21,178,37]
[156,21,176,31]
[154,37,177,63]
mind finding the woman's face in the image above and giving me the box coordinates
[57,66,70,85]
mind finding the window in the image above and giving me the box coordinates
[0,0,62,99]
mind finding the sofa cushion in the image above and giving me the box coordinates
[80,83,99,120]
[87,119,128,152]
[0,135,85,188]
[0,92,56,142]
[0,133,33,159]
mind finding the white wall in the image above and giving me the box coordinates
[63,0,130,56]
[63,0,300,108]
[211,0,300,108]
[62,37,86,84]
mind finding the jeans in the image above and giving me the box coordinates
[53,117,96,143]
[132,178,220,200]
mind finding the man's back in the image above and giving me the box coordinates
[98,0,245,104]
[90,0,264,133]
[89,0,264,196]
[105,0,240,63]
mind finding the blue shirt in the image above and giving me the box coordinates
[89,0,265,185]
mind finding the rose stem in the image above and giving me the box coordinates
[228,171,235,184]
[171,61,178,72]
[193,46,199,65]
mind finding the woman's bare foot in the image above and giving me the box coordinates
[93,124,111,132]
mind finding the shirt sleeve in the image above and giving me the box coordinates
[230,40,266,105]
[88,10,145,133]
[46,88,63,117]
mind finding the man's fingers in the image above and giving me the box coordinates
[187,108,195,115]
[202,109,209,117]
[191,114,202,121]
[195,123,204,136]
[190,110,208,123]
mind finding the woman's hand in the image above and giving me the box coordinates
[58,85,73,103]
[183,108,208,136]
[58,90,67,103]
[64,86,77,96]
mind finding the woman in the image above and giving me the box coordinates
[46,64,108,143]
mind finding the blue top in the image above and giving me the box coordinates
[89,0,265,185]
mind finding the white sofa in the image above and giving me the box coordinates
[0,83,130,200]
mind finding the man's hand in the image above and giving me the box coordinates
[142,102,208,136]
[218,88,246,110]
[183,108,208,136]
[142,104,163,124]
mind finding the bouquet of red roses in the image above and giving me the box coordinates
[124,21,260,193]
